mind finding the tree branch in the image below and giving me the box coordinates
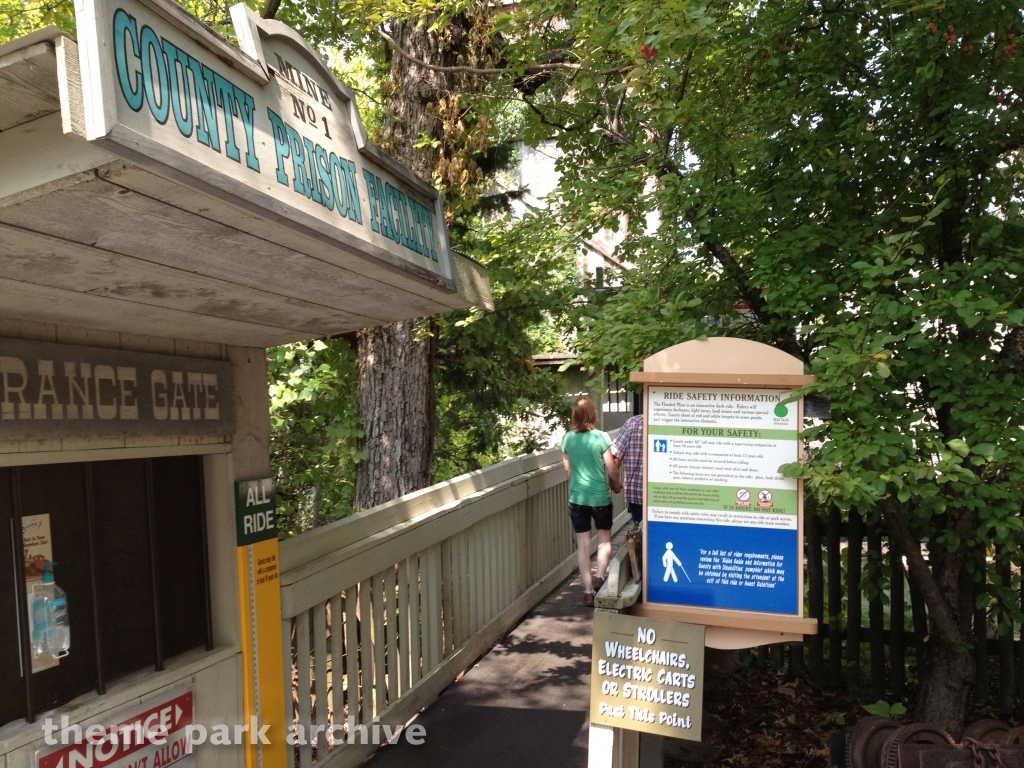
[377,28,581,76]
[261,0,281,20]
[881,497,965,650]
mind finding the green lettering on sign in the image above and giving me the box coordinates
[235,478,277,546]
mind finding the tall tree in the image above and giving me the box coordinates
[506,0,1024,731]
[354,13,473,508]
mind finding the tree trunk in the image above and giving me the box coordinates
[883,499,975,732]
[354,15,471,508]
[354,321,436,509]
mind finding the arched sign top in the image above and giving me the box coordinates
[74,0,458,294]
[643,338,804,376]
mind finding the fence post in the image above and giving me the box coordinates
[909,566,928,680]
[806,513,825,686]
[1019,562,1024,720]
[975,551,989,707]
[867,525,885,700]
[827,507,843,689]
[846,509,864,696]
[789,643,804,679]
[888,538,905,699]
[999,556,1015,718]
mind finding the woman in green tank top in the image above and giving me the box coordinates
[561,397,621,606]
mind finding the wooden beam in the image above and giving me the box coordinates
[1,169,456,326]
[102,164,473,312]
[0,275,300,347]
[629,372,817,387]
[0,41,59,131]
[625,602,819,635]
[0,222,377,334]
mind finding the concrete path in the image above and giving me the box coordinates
[365,532,629,768]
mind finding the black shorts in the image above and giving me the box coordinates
[569,502,613,534]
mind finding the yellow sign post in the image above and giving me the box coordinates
[236,478,288,768]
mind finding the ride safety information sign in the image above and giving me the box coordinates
[645,386,800,614]
[589,612,704,740]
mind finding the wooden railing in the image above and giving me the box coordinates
[278,445,628,768]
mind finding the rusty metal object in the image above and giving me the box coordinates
[847,717,901,768]
[836,720,1024,768]
[880,724,956,768]
[964,720,1011,744]
[1002,727,1024,746]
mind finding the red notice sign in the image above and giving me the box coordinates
[35,690,194,768]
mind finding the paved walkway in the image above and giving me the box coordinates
[366,532,629,768]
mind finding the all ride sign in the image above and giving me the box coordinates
[235,477,276,546]
[35,689,194,768]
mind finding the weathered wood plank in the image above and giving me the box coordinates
[0,274,298,347]
[827,507,842,689]
[344,588,359,730]
[358,579,373,724]
[396,559,410,697]
[440,540,453,658]
[295,610,313,768]
[0,223,373,334]
[0,42,59,131]
[385,565,398,704]
[313,603,329,754]
[371,572,386,716]
[101,164,471,313]
[329,594,344,745]
[408,556,422,687]
[846,509,863,695]
[0,116,113,206]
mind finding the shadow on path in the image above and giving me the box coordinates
[365,528,629,768]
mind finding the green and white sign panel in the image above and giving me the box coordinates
[645,386,799,614]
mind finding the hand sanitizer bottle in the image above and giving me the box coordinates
[30,569,52,658]
[31,563,70,658]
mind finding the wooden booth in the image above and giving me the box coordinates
[0,2,489,766]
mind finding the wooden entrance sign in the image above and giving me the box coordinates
[629,338,818,648]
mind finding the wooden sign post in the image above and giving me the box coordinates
[236,478,288,768]
[628,338,818,648]
[588,339,819,768]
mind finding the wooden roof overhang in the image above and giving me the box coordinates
[0,9,491,347]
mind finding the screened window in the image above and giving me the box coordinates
[0,456,212,726]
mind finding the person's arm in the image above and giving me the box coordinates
[603,447,622,494]
[562,453,571,475]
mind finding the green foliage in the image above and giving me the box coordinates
[0,0,75,40]
[434,211,581,481]
[513,0,1024,587]
[862,700,907,718]
[821,711,846,727]
[268,340,363,537]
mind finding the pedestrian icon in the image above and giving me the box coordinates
[653,439,668,453]
[661,542,691,583]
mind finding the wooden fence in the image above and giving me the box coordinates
[762,509,1024,718]
[278,446,628,768]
